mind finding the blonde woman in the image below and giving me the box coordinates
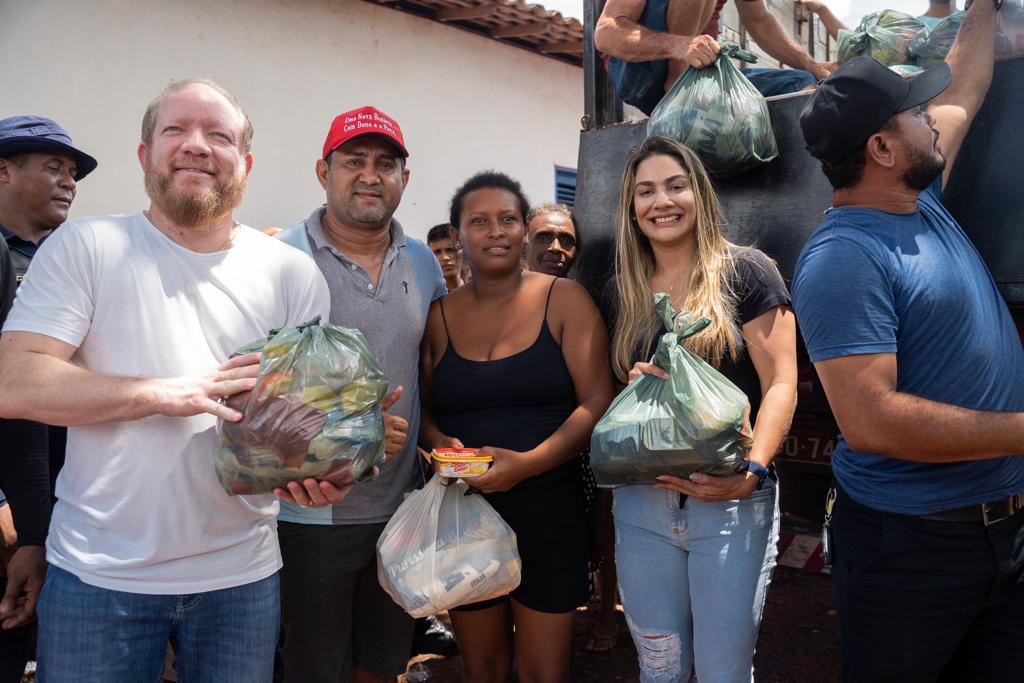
[602,136,797,682]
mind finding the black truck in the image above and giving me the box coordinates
[574,1,1024,519]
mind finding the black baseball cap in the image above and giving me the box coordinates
[800,57,952,164]
[0,116,98,180]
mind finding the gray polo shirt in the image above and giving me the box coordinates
[276,208,445,524]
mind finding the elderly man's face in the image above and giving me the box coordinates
[0,151,77,231]
[139,83,251,227]
[525,212,577,276]
[318,137,408,232]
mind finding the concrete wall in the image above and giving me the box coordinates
[0,0,583,239]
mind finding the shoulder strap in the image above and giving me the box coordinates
[543,277,558,319]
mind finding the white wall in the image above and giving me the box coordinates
[0,0,583,240]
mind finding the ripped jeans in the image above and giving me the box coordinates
[613,482,779,683]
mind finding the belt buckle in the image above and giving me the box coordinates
[982,503,996,526]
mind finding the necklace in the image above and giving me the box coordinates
[654,269,687,310]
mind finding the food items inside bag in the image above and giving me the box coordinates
[431,448,492,478]
[589,294,752,488]
[837,10,926,66]
[215,316,389,495]
[377,476,521,618]
[647,42,778,178]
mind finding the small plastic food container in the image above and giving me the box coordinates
[431,448,492,478]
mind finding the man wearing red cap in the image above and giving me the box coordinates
[277,106,445,683]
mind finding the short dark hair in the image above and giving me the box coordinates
[449,171,530,229]
[141,79,254,153]
[427,223,453,243]
[820,116,900,190]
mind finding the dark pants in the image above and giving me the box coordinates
[278,522,414,682]
[0,578,31,683]
[833,488,1024,682]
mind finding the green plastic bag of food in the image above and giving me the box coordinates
[909,11,964,69]
[589,295,752,488]
[837,10,927,66]
[647,42,778,178]
[215,316,389,495]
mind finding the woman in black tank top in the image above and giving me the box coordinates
[419,172,614,683]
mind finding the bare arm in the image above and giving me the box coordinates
[796,0,846,40]
[931,0,998,188]
[815,352,1024,461]
[657,305,797,501]
[417,300,464,452]
[595,0,691,62]
[737,0,832,79]
[472,281,615,493]
[0,331,257,425]
[743,306,798,468]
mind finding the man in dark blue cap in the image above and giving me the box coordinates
[0,115,96,682]
[792,1,1024,679]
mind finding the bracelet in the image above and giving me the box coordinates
[745,460,775,490]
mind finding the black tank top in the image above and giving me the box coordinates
[431,280,579,487]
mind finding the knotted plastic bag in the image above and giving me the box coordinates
[647,42,778,178]
[909,12,964,69]
[589,294,752,488]
[215,316,388,495]
[837,10,927,66]
[377,477,522,618]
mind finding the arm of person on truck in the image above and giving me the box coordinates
[795,0,847,40]
[813,352,1024,462]
[736,0,834,80]
[928,0,998,189]
[595,0,695,64]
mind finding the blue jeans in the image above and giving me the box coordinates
[37,565,280,683]
[614,482,779,683]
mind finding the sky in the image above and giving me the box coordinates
[540,0,945,26]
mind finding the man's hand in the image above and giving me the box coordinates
[149,352,261,422]
[0,546,46,629]
[273,467,378,509]
[809,61,836,81]
[685,34,721,69]
[381,386,408,461]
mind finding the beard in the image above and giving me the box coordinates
[144,157,246,227]
[900,140,946,191]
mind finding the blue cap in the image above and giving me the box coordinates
[0,116,97,180]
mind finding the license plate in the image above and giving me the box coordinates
[778,421,838,464]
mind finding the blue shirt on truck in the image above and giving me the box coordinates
[792,178,1024,515]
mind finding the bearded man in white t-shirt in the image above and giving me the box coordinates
[0,80,334,682]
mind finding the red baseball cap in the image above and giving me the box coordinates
[321,106,409,160]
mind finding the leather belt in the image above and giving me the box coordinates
[919,492,1024,526]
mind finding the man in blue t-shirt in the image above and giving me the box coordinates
[792,1,1024,679]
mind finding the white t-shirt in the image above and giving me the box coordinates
[3,212,330,594]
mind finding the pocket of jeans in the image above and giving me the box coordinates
[835,508,887,577]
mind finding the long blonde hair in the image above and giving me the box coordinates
[611,137,746,383]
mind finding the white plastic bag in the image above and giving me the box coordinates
[377,476,521,618]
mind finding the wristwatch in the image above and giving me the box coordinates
[745,460,775,490]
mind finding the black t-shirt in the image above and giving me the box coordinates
[599,248,790,424]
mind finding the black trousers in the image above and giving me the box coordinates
[833,488,1024,682]
[277,521,414,682]
[0,578,31,683]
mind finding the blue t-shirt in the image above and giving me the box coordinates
[792,179,1024,515]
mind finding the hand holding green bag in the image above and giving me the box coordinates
[215,316,389,495]
[589,294,752,488]
[647,42,778,178]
